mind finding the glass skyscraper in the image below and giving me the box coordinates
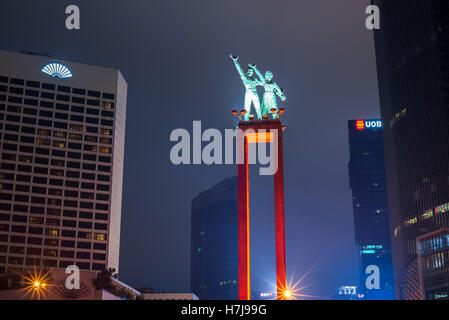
[191,177,238,300]
[348,119,395,300]
[372,0,449,299]
[417,229,449,300]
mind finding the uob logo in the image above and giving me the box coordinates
[365,120,382,128]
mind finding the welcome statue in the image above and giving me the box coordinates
[230,54,286,120]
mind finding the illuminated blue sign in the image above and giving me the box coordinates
[259,292,273,298]
[355,119,382,130]
[365,120,382,128]
[41,63,72,79]
[338,286,358,295]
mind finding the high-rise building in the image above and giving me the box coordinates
[348,119,395,300]
[417,229,449,300]
[0,49,127,274]
[191,176,238,300]
[372,0,449,299]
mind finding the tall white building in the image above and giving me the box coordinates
[0,49,127,274]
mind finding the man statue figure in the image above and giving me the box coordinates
[250,64,286,119]
[230,54,263,120]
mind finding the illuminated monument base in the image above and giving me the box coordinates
[237,119,287,300]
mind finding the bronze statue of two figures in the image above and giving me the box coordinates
[230,54,286,121]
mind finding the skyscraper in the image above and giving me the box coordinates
[348,119,395,300]
[191,177,238,300]
[372,0,449,299]
[0,49,127,274]
[416,229,449,300]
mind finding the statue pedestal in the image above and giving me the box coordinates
[237,119,287,300]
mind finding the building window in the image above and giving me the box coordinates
[27,248,41,255]
[70,124,83,131]
[8,257,24,265]
[69,133,82,140]
[29,217,43,225]
[9,246,25,254]
[44,239,58,247]
[45,229,59,237]
[94,233,106,241]
[36,138,50,146]
[53,141,65,148]
[99,147,111,154]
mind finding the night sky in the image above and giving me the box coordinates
[0,0,381,298]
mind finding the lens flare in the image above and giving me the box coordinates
[17,268,53,300]
[263,265,325,300]
[276,269,321,300]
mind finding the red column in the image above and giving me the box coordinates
[238,135,250,300]
[274,127,287,299]
[237,121,286,300]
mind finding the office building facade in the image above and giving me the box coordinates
[191,177,238,300]
[348,119,395,299]
[372,0,449,299]
[417,229,449,300]
[0,50,127,274]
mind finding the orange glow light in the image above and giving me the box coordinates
[271,267,324,300]
[356,120,365,130]
[246,132,274,144]
[18,269,52,300]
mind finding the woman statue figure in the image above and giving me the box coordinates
[250,64,286,119]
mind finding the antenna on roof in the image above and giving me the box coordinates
[21,51,52,58]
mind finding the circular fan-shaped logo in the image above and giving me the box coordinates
[41,63,73,79]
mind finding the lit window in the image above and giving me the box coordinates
[69,133,82,140]
[100,128,112,135]
[85,145,97,152]
[36,138,50,145]
[94,233,106,241]
[435,202,449,214]
[99,147,111,154]
[18,155,32,163]
[50,169,64,177]
[422,210,433,220]
[44,249,58,257]
[70,124,83,131]
[100,137,112,144]
[45,229,59,236]
[404,217,417,226]
[38,129,51,136]
[29,217,43,225]
[53,141,66,148]
[53,131,67,138]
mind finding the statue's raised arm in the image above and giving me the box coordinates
[230,54,245,79]
[229,54,263,120]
